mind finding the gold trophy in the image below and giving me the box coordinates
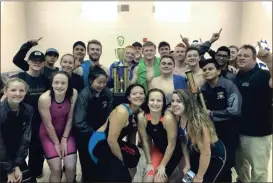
[113,36,129,94]
[185,70,207,110]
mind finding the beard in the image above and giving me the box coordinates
[89,54,101,62]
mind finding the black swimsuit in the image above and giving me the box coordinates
[146,113,183,177]
[178,118,227,182]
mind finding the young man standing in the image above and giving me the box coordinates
[13,50,50,182]
[131,41,161,92]
[200,58,242,182]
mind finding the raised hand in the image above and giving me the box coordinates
[29,37,42,46]
[209,28,222,44]
[181,35,190,47]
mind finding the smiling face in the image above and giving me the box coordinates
[91,75,107,92]
[5,81,27,104]
[143,45,156,60]
[124,47,136,63]
[237,48,256,71]
[160,57,175,74]
[148,91,164,113]
[174,46,186,62]
[28,60,44,72]
[171,93,185,116]
[73,45,86,61]
[186,50,200,67]
[88,43,102,62]
[61,55,75,74]
[52,73,69,95]
[128,86,145,107]
[159,46,170,57]
[215,50,229,67]
[202,63,221,81]
[229,47,238,61]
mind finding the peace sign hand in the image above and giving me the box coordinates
[29,37,42,46]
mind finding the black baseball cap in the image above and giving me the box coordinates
[28,51,45,62]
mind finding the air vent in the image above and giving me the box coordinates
[118,4,130,12]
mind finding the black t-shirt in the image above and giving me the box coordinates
[71,73,84,92]
[42,67,59,80]
[2,111,23,159]
[234,64,273,136]
[15,72,49,124]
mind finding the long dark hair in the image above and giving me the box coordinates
[88,65,108,83]
[141,88,167,116]
[125,84,146,104]
[50,71,73,102]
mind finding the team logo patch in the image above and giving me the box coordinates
[217,92,225,100]
[242,82,249,87]
[34,51,42,55]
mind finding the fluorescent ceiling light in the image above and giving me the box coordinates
[81,1,118,22]
[154,1,191,23]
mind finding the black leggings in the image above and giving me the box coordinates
[92,140,140,182]
[190,142,226,182]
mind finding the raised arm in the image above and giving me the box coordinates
[107,105,129,162]
[13,38,42,71]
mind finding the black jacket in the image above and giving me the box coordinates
[234,64,273,136]
[73,86,113,139]
[0,100,33,173]
[201,76,242,122]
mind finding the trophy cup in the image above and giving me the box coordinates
[113,36,129,94]
[185,70,207,110]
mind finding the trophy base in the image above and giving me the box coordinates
[113,93,127,109]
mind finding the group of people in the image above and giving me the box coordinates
[0,28,272,183]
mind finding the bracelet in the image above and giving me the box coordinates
[62,136,68,138]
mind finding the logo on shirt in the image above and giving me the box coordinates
[217,92,225,100]
[102,101,107,108]
[242,82,249,87]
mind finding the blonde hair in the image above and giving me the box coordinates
[173,89,218,149]
[4,77,29,92]
[175,43,187,48]
[125,45,137,51]
[60,53,75,64]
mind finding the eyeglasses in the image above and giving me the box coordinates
[215,54,229,59]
